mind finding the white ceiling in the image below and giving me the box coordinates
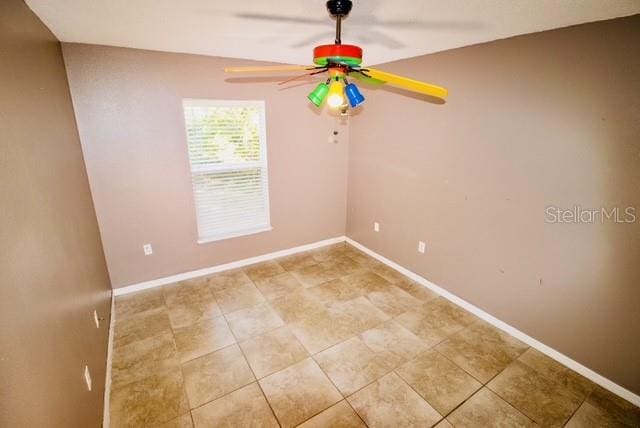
[27,0,640,66]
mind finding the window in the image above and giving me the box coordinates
[182,99,271,243]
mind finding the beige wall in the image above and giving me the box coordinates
[347,15,640,394]
[62,44,349,289]
[0,1,112,426]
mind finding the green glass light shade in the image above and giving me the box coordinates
[308,82,329,107]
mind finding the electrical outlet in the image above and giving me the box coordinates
[374,222,380,232]
[143,243,153,255]
[418,241,426,254]
[84,365,92,391]
[93,310,100,329]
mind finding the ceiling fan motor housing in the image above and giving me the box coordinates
[326,0,352,17]
[313,44,362,66]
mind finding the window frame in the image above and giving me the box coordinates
[182,98,272,244]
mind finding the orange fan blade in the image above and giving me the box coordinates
[363,68,448,100]
[224,65,315,73]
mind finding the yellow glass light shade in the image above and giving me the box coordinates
[327,80,345,108]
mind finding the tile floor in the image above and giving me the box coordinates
[109,243,640,427]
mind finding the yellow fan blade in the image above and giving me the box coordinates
[365,68,448,99]
[224,65,314,73]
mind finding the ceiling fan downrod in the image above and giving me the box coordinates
[326,0,352,45]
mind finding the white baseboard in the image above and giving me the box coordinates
[102,292,115,428]
[345,237,640,407]
[113,236,347,296]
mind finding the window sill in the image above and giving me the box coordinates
[197,225,273,244]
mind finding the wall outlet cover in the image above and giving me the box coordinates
[418,241,426,253]
[143,243,153,255]
[374,222,380,232]
[84,365,92,391]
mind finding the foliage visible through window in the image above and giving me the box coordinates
[183,100,271,242]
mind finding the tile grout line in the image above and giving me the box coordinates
[345,236,640,408]
[561,387,596,428]
[112,244,630,426]
[161,285,193,425]
[110,245,505,426]
[219,273,283,428]
[245,249,369,427]
[266,251,356,427]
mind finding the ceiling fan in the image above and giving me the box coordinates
[225,0,448,114]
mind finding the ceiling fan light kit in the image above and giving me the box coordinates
[225,0,448,115]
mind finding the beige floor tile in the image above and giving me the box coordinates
[267,289,327,323]
[163,281,221,329]
[365,284,423,317]
[583,385,640,427]
[289,314,354,354]
[213,282,266,314]
[225,303,284,341]
[394,280,439,302]
[434,419,455,428]
[288,296,390,355]
[182,344,255,409]
[488,360,585,426]
[277,252,319,271]
[110,367,190,428]
[259,358,342,428]
[239,326,309,379]
[290,262,342,288]
[396,297,477,347]
[340,246,375,266]
[347,372,442,428]
[315,337,391,396]
[191,383,279,428]
[360,320,429,370]
[436,321,528,383]
[518,348,594,397]
[115,288,166,320]
[173,317,236,363]
[447,388,536,427]
[306,278,362,304]
[369,263,411,285]
[207,269,252,292]
[565,400,638,428]
[114,307,173,348]
[326,296,391,336]
[342,271,391,294]
[244,260,285,282]
[253,271,305,300]
[396,349,482,415]
[157,413,193,428]
[111,331,179,391]
[298,400,366,428]
[324,255,365,276]
[308,243,349,262]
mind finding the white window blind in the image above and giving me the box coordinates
[182,99,271,243]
